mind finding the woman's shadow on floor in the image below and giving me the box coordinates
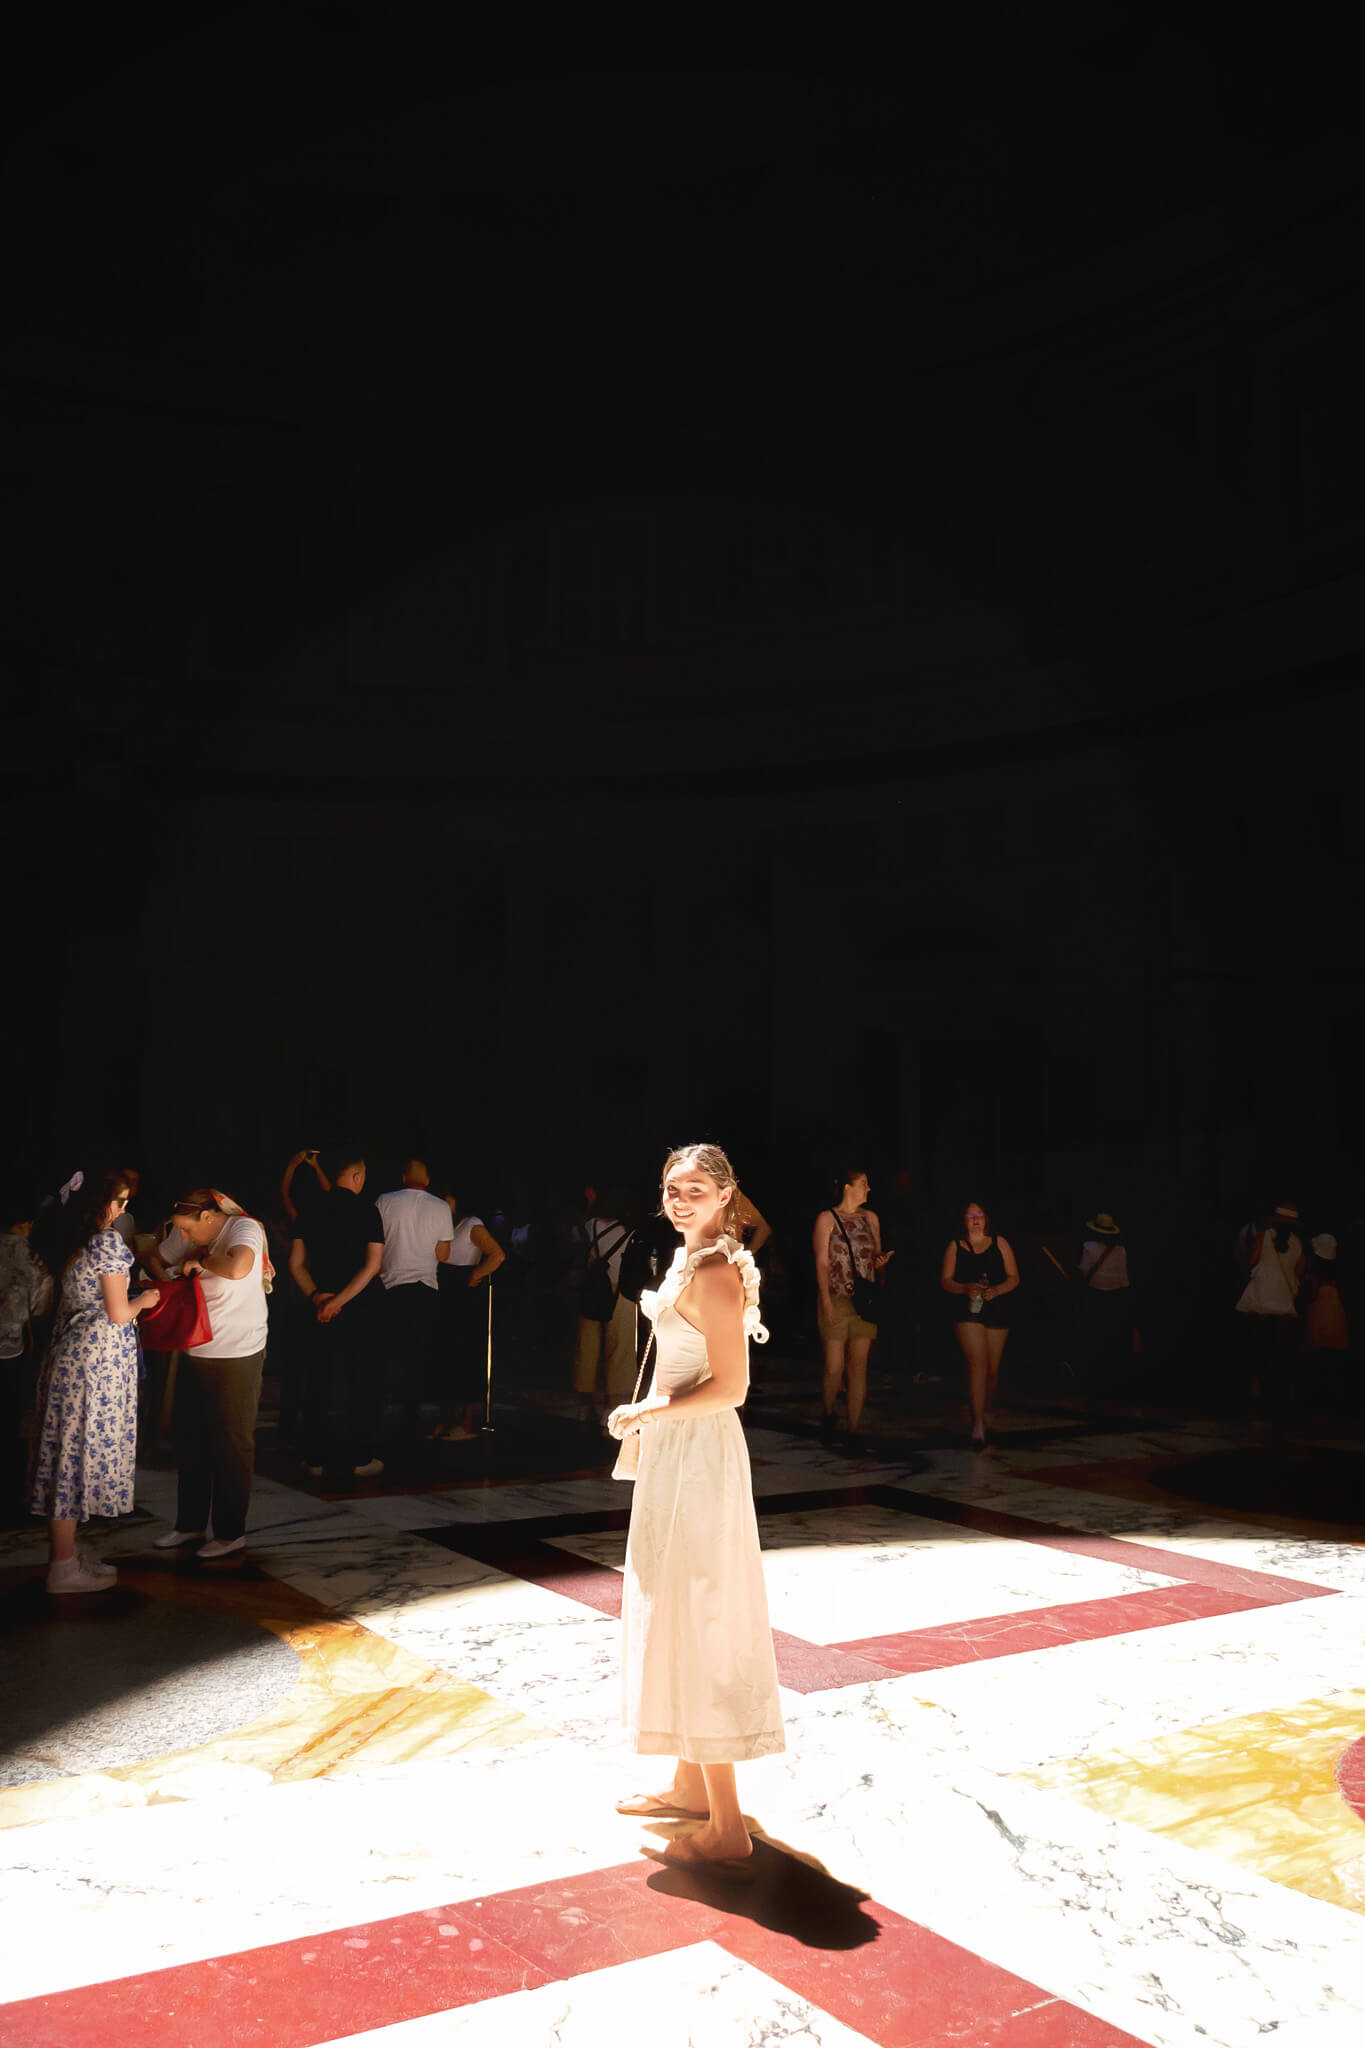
[644,1828,880,1949]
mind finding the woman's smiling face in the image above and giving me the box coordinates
[662,1164,732,1237]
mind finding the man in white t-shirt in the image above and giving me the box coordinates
[151,1188,270,1559]
[376,1160,451,1443]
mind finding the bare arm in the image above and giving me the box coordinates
[941,1241,973,1295]
[865,1208,891,1277]
[737,1193,772,1254]
[319,1243,385,1320]
[435,1239,452,1265]
[812,1210,834,1303]
[612,1257,748,1429]
[100,1272,159,1326]
[466,1223,505,1287]
[986,1237,1021,1299]
[280,1151,330,1224]
[289,1238,319,1300]
[193,1242,254,1281]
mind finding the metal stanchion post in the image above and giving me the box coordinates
[482,1281,495,1434]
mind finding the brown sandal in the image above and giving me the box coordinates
[615,1792,708,1819]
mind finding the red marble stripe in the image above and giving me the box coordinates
[420,1493,1333,1695]
[0,1855,1152,2048]
[890,1491,1333,1601]
[769,1628,905,1692]
[1336,1734,1365,1823]
[832,1581,1301,1674]
[0,1901,548,2048]
[455,1539,898,1690]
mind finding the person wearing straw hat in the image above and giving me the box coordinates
[1074,1211,1134,1385]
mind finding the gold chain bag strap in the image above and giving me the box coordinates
[611,1310,658,1482]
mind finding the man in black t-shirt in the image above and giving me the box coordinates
[288,1155,387,1480]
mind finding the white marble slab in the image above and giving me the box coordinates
[547,1503,1180,1646]
[859,1770,1365,2048]
[4,1692,1360,2046]
[343,1493,490,1532]
[6,1411,1364,2048]
[886,1466,1365,1598]
[356,1590,626,1747]
[0,1746,636,2003]
[325,1943,884,2048]
[249,1526,507,1613]
[1105,1524,1365,1597]
[854,1593,1365,1773]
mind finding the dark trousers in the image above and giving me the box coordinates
[303,1304,384,1471]
[386,1282,440,1434]
[438,1266,485,1408]
[1245,1312,1301,1409]
[1075,1290,1135,1383]
[2,1352,39,1527]
[175,1349,265,1541]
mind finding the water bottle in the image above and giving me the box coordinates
[969,1273,984,1315]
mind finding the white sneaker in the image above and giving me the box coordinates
[47,1554,118,1595]
[352,1458,385,1478]
[76,1545,117,1584]
[197,1535,246,1560]
[153,1528,206,1549]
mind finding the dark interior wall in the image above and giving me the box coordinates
[7,688,1360,1234]
[4,39,1363,1236]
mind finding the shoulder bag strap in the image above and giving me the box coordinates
[1083,1242,1116,1288]
[627,1309,657,1407]
[829,1208,861,1270]
[590,1222,632,1296]
[589,1221,630,1261]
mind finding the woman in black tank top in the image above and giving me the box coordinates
[940,1201,1019,1447]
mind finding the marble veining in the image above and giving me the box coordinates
[5,1416,1365,2045]
[548,1503,1182,1648]
[323,1942,885,2048]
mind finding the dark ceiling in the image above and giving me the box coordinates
[5,18,1362,786]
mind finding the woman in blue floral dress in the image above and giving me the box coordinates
[29,1166,160,1594]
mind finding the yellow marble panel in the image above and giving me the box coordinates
[0,1580,548,1833]
[1026,1689,1365,1916]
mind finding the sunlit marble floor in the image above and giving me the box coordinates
[3,1407,1365,2046]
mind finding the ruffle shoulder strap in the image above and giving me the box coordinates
[679,1234,769,1344]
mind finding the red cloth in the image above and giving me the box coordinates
[139,1274,213,1351]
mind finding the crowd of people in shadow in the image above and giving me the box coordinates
[2,1139,1361,1596]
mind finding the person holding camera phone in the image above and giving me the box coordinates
[813,1165,893,1450]
[941,1200,1019,1448]
[281,1147,330,1226]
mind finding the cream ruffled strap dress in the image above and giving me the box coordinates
[621,1234,785,1763]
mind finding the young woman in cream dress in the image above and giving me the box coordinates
[608,1143,784,1873]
